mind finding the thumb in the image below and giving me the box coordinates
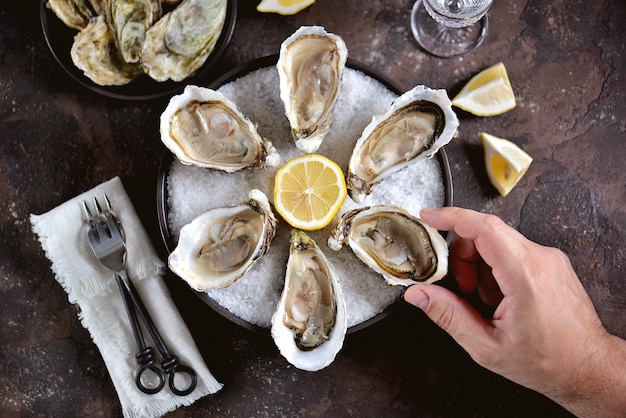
[404,284,494,355]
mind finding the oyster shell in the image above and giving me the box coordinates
[346,85,459,203]
[277,26,348,154]
[168,189,278,290]
[109,0,162,64]
[327,206,448,286]
[141,0,227,82]
[70,15,143,86]
[272,230,347,371]
[46,0,94,30]
[160,85,281,171]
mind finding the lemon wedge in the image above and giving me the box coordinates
[481,132,533,196]
[256,0,315,15]
[274,154,347,230]
[452,62,516,117]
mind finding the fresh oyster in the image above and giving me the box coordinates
[70,15,143,86]
[346,85,459,203]
[328,206,448,286]
[46,0,94,30]
[160,85,281,171]
[272,230,347,371]
[277,26,348,154]
[141,0,227,82]
[109,0,162,64]
[169,189,278,290]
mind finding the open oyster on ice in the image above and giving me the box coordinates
[168,189,278,290]
[277,26,348,154]
[141,0,227,81]
[272,230,347,371]
[328,206,448,286]
[346,85,459,203]
[160,85,280,171]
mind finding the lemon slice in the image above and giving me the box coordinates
[256,0,315,15]
[274,154,347,230]
[481,132,533,196]
[452,62,516,116]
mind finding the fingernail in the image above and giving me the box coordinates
[405,289,430,311]
[420,207,434,216]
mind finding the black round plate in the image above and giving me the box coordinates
[40,0,237,100]
[156,55,454,334]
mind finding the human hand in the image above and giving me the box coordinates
[404,207,626,417]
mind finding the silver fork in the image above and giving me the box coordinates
[82,195,197,396]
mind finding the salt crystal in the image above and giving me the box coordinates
[166,66,446,329]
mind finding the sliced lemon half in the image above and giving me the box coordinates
[256,0,315,15]
[481,132,533,196]
[274,154,347,230]
[452,62,516,117]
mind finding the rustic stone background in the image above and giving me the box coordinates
[1,0,624,416]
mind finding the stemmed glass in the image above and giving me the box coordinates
[410,0,494,58]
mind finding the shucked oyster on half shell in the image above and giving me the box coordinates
[277,26,348,154]
[141,0,227,82]
[346,85,459,203]
[169,189,278,290]
[328,206,448,286]
[272,230,347,371]
[160,85,281,171]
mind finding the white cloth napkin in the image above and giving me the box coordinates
[30,177,222,418]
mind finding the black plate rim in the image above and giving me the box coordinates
[40,0,238,101]
[156,55,454,335]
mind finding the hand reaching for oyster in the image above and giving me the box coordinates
[405,206,626,418]
[47,0,227,86]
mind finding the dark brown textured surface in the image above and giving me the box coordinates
[1,0,625,416]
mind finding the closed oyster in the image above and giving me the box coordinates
[46,0,94,30]
[328,206,448,286]
[272,230,347,371]
[277,26,348,154]
[141,0,227,82]
[346,85,459,203]
[109,0,162,63]
[168,189,278,290]
[70,15,143,86]
[160,85,281,171]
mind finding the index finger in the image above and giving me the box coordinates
[420,207,531,294]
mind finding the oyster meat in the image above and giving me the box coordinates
[168,189,278,290]
[277,26,348,154]
[141,0,227,82]
[160,85,281,171]
[346,85,459,203]
[272,230,347,371]
[328,206,448,286]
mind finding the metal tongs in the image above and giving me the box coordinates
[82,195,197,396]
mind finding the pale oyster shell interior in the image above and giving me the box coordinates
[278,26,348,153]
[347,85,458,203]
[328,206,448,286]
[160,85,280,172]
[168,189,277,290]
[272,230,347,371]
